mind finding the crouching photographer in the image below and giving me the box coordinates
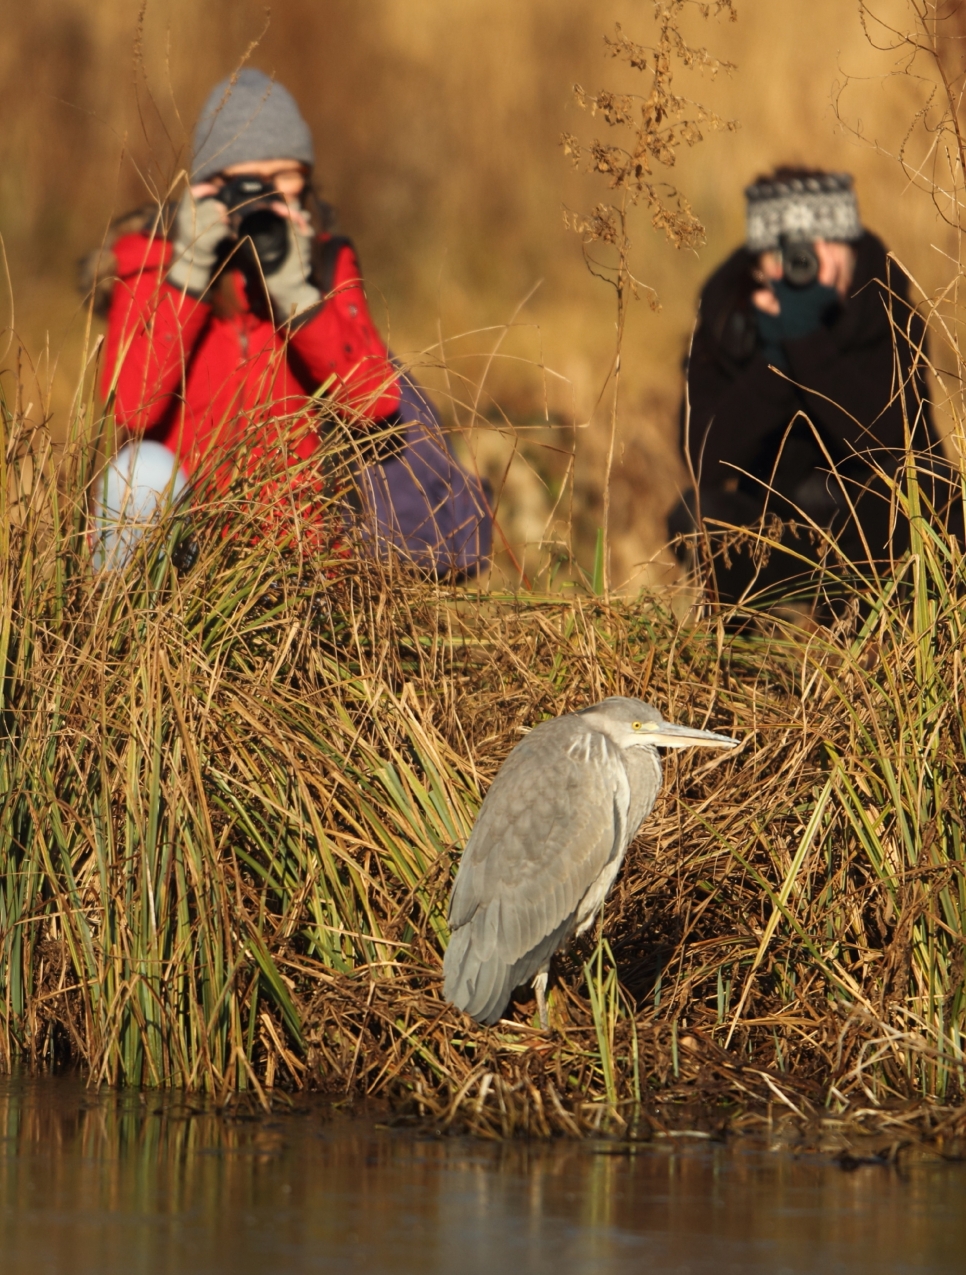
[91,69,490,578]
[668,167,958,609]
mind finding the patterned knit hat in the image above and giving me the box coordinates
[192,69,314,181]
[745,172,862,252]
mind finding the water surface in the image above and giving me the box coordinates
[0,1075,962,1273]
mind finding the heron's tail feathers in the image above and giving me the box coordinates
[442,923,513,1025]
[443,908,573,1026]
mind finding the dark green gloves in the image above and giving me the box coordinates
[756,280,839,370]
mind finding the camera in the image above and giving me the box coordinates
[216,175,289,276]
[779,235,820,289]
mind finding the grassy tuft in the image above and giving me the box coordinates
[1,373,965,1139]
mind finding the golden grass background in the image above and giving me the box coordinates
[0,0,960,584]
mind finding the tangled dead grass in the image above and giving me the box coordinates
[2,389,965,1150]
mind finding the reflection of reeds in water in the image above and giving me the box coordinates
[1,364,966,1134]
[1,1074,964,1271]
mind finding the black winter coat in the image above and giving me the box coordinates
[683,232,936,499]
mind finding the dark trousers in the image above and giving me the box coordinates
[668,458,963,607]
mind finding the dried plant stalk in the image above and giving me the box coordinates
[562,1,738,594]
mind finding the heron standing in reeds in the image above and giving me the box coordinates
[443,697,738,1028]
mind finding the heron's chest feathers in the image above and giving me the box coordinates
[571,746,660,937]
[574,856,624,937]
[564,730,661,831]
[623,746,663,834]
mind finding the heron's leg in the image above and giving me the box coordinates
[533,967,550,1031]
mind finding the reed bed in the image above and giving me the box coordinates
[0,375,965,1144]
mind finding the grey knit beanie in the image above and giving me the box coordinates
[191,68,314,181]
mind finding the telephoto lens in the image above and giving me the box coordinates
[216,176,290,276]
[779,235,820,289]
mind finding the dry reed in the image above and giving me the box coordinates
[1,364,965,1143]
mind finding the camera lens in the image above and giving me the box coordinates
[237,209,289,276]
[780,238,819,288]
[217,176,290,277]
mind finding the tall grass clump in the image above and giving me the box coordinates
[0,381,483,1093]
[1,352,966,1142]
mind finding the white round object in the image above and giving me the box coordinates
[92,441,189,570]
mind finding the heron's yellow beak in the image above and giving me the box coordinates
[643,720,739,750]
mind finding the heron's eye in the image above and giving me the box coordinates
[632,721,643,730]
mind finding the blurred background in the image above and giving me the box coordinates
[0,0,960,587]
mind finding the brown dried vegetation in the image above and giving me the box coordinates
[2,378,966,1144]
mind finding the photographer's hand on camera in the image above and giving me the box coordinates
[166,188,230,297]
[265,208,321,323]
[751,238,852,369]
[754,281,839,370]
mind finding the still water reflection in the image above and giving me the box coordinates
[0,1075,963,1274]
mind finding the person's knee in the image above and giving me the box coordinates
[93,441,188,570]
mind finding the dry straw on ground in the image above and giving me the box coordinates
[1,379,965,1142]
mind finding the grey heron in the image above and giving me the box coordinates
[443,697,738,1028]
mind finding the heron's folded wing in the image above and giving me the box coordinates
[448,720,630,964]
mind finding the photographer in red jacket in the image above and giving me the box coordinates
[99,69,490,575]
[669,168,954,607]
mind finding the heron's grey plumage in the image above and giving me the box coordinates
[443,697,738,1026]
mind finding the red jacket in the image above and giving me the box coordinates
[103,231,400,486]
